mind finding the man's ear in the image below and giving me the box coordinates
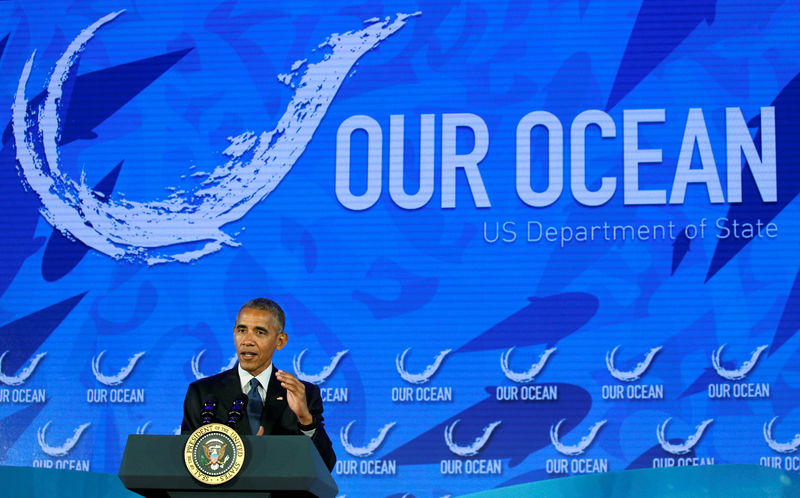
[276,332,288,350]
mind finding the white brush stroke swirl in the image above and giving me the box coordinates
[396,348,452,384]
[499,346,556,383]
[12,11,418,265]
[763,417,800,454]
[444,419,501,457]
[136,421,151,435]
[656,418,713,455]
[711,344,768,381]
[605,345,662,382]
[549,419,607,456]
[37,421,91,457]
[0,351,46,386]
[191,349,238,380]
[339,420,396,457]
[91,350,145,386]
[293,349,348,385]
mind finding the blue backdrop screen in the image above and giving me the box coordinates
[1,1,800,496]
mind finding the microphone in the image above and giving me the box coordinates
[225,395,248,429]
[200,397,218,426]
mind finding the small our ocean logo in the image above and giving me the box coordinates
[396,348,451,384]
[605,346,661,382]
[711,344,768,381]
[37,421,91,457]
[91,350,145,386]
[191,350,237,380]
[293,349,348,385]
[549,419,607,456]
[763,417,800,454]
[500,347,556,383]
[339,420,396,457]
[657,418,713,455]
[443,419,501,457]
[0,351,46,386]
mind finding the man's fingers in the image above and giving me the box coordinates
[278,372,306,393]
[276,370,300,384]
[257,425,264,436]
[281,379,304,391]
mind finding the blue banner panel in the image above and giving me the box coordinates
[460,464,800,497]
[1,1,800,496]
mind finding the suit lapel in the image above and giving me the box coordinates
[216,368,250,434]
[220,367,255,436]
[261,367,288,434]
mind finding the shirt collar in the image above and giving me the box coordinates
[237,362,273,392]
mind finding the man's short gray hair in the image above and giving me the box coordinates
[239,298,286,333]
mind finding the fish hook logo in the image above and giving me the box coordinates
[91,350,145,386]
[763,417,800,454]
[499,346,556,383]
[339,420,396,457]
[191,349,237,380]
[605,345,662,382]
[443,419,502,457]
[12,11,417,265]
[395,348,451,384]
[37,421,91,457]
[656,418,713,455]
[711,344,768,381]
[293,349,348,385]
[549,419,607,456]
[0,351,46,386]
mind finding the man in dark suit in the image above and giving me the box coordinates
[181,298,336,471]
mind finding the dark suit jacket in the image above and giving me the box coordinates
[181,366,336,471]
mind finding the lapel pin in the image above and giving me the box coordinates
[276,396,284,401]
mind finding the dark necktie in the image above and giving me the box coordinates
[247,378,263,433]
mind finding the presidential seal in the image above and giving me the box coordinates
[184,423,245,484]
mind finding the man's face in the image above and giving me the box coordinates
[233,307,287,376]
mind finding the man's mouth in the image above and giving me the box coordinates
[240,352,258,360]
